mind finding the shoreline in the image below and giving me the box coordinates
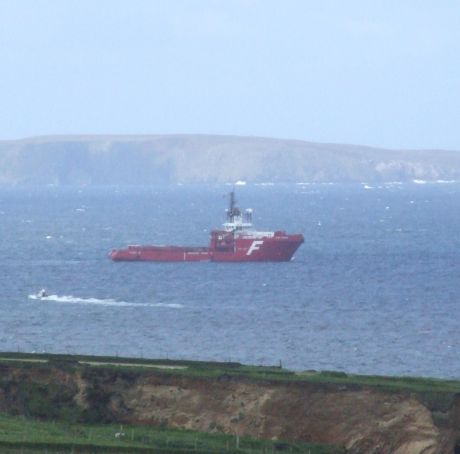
[0,351,459,452]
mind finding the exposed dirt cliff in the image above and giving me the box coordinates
[0,360,459,453]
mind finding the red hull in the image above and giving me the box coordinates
[110,245,211,262]
[110,231,304,262]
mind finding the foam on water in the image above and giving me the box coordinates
[28,294,183,309]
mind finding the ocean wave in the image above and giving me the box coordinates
[412,179,458,185]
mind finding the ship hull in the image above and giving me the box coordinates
[110,246,211,262]
[212,234,304,262]
[110,233,304,262]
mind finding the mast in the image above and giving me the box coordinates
[226,190,240,222]
[223,190,252,232]
[228,190,234,220]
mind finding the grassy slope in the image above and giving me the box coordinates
[1,351,459,396]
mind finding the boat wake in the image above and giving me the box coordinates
[28,294,183,308]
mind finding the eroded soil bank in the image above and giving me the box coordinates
[0,354,459,453]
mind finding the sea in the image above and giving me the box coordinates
[0,182,459,379]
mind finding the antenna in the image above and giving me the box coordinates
[227,189,241,222]
[229,190,235,218]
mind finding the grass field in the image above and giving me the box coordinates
[0,413,344,453]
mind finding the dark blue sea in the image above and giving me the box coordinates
[1,182,459,379]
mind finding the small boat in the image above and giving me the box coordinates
[37,288,47,299]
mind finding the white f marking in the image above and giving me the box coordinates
[246,240,264,255]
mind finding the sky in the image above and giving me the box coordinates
[0,0,459,149]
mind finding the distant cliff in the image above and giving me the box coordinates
[1,134,460,185]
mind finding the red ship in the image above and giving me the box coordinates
[109,191,304,262]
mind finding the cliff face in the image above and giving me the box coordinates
[1,134,460,184]
[118,375,445,454]
[0,363,459,454]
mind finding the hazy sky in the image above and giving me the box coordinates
[1,0,459,149]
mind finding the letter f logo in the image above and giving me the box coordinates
[247,240,264,255]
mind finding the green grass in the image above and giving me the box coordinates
[1,351,459,393]
[0,413,344,453]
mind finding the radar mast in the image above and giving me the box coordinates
[223,190,253,232]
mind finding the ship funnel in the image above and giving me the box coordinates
[245,208,253,223]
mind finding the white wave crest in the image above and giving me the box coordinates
[28,294,183,308]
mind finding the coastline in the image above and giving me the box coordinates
[0,352,458,453]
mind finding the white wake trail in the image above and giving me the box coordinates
[28,294,182,308]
